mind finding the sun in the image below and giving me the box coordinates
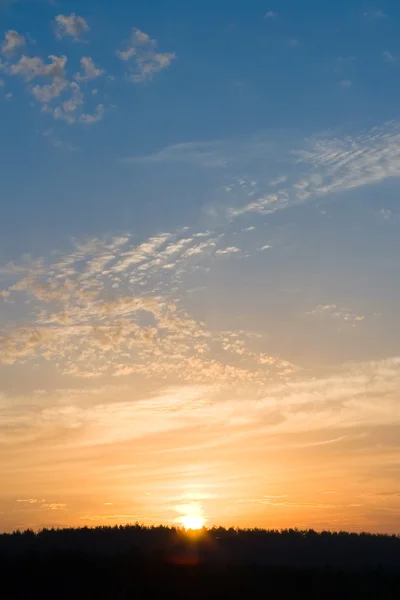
[181,514,205,530]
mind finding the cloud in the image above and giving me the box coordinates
[383,50,397,63]
[75,56,104,81]
[215,246,241,256]
[117,27,176,83]
[225,122,400,219]
[62,82,84,112]
[123,141,227,167]
[41,503,67,510]
[54,13,89,41]
[79,103,105,124]
[295,123,400,196]
[122,122,400,229]
[265,10,277,18]
[3,356,400,448]
[10,54,67,80]
[32,77,68,102]
[7,51,105,125]
[16,498,39,503]
[0,232,295,383]
[340,79,352,88]
[1,30,25,55]
[364,9,386,19]
[307,304,365,324]
[48,92,102,125]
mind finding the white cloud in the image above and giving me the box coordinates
[32,77,68,102]
[265,10,277,18]
[75,56,104,81]
[62,82,84,112]
[10,54,67,80]
[117,27,176,83]
[296,123,400,196]
[16,498,39,503]
[3,356,400,448]
[54,13,89,41]
[49,95,102,125]
[215,246,241,256]
[259,244,271,251]
[1,30,25,55]
[340,79,352,88]
[0,231,295,383]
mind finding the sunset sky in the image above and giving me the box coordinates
[1,0,400,534]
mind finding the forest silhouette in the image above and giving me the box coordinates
[1,524,400,598]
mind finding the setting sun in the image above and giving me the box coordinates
[181,515,205,530]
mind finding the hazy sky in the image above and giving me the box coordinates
[1,0,400,534]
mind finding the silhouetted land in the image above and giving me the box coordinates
[1,525,400,598]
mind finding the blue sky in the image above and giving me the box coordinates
[1,0,400,533]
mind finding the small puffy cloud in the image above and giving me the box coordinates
[54,13,89,41]
[259,244,271,251]
[215,246,241,256]
[117,27,176,83]
[32,77,68,102]
[62,82,84,112]
[46,82,84,122]
[10,54,67,80]
[1,30,25,55]
[75,56,104,81]
[340,79,352,87]
[79,103,104,125]
[265,10,277,18]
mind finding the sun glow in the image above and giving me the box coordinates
[181,514,205,530]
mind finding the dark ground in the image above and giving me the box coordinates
[1,525,400,599]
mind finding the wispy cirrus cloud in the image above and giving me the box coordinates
[3,356,400,448]
[124,123,400,223]
[383,50,397,63]
[117,27,176,83]
[363,9,387,19]
[123,140,228,167]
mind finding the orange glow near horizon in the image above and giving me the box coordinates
[180,514,205,530]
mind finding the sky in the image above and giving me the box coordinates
[1,0,400,534]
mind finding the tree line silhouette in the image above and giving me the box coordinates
[1,525,400,598]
